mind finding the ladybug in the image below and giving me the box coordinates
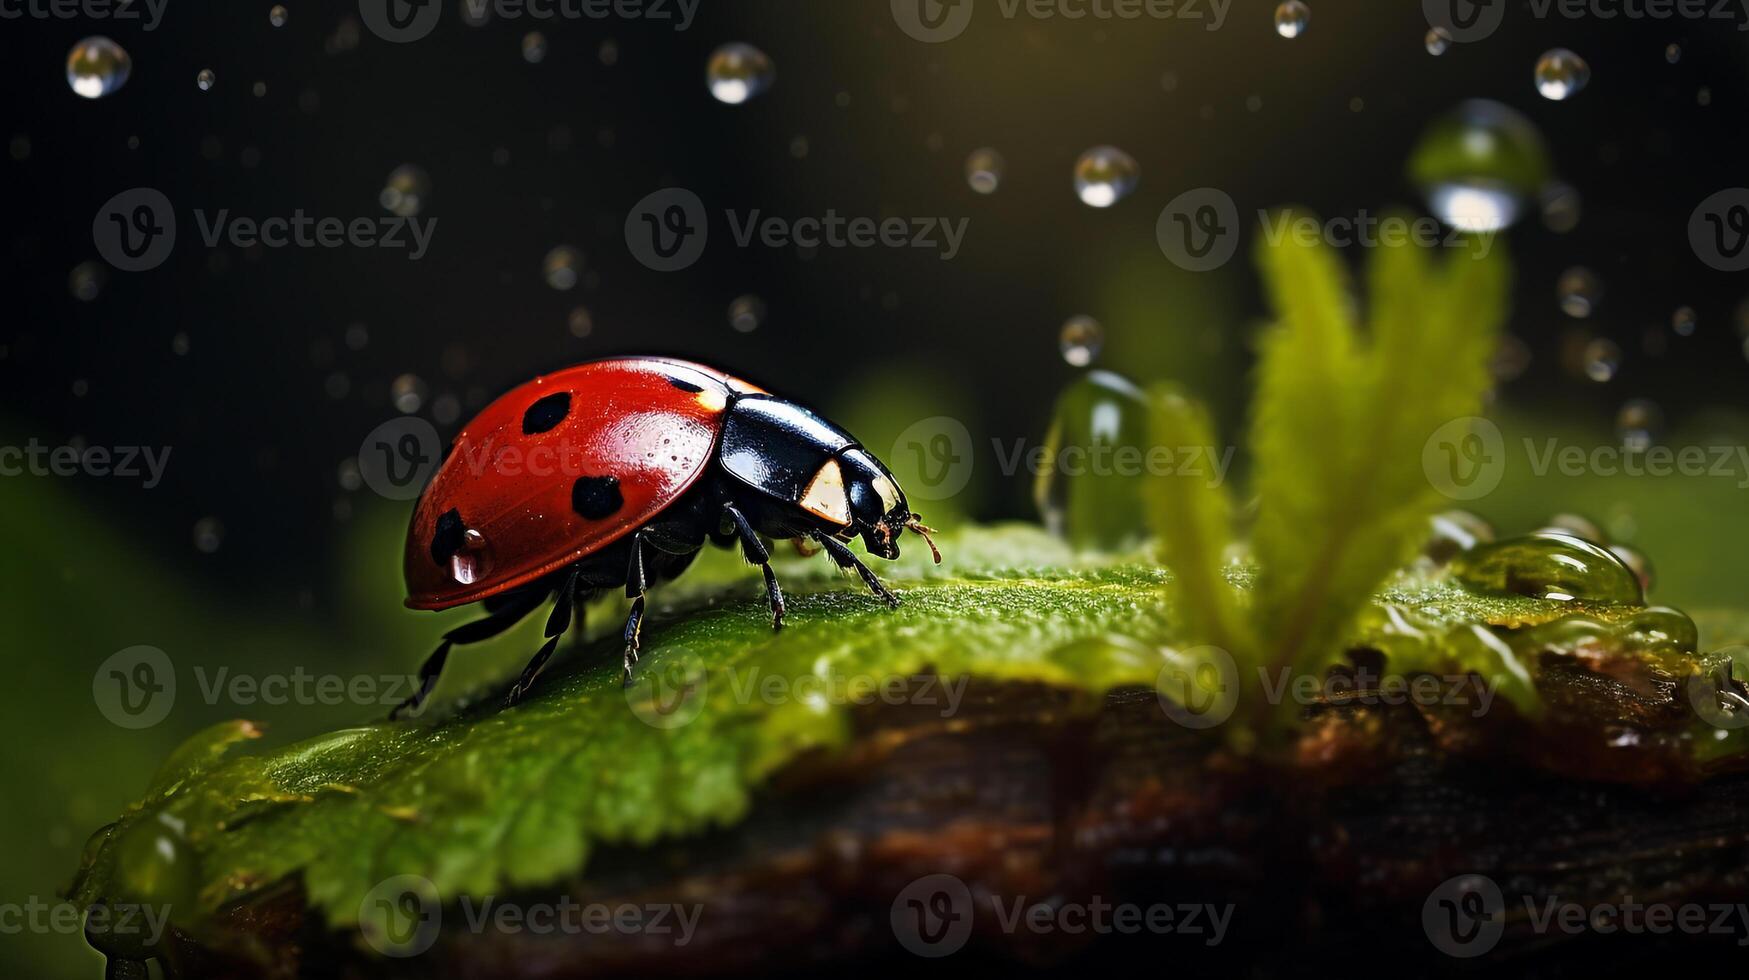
[392,356,940,719]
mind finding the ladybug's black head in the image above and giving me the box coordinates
[835,449,940,563]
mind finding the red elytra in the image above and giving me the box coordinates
[403,357,764,610]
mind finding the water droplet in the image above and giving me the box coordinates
[1035,371,1151,551]
[1452,531,1644,605]
[522,31,548,64]
[66,36,131,99]
[728,294,766,333]
[69,262,106,302]
[1582,337,1621,382]
[1557,266,1602,318]
[252,80,267,97]
[1672,305,1697,337]
[706,42,774,105]
[567,307,593,338]
[1490,334,1532,382]
[1059,315,1104,367]
[1608,544,1655,594]
[449,528,495,585]
[1073,145,1139,208]
[599,39,619,66]
[391,373,427,413]
[1539,512,1605,544]
[1665,43,1682,64]
[1616,398,1664,451]
[1535,48,1590,101]
[1540,181,1581,233]
[196,68,216,92]
[1425,510,1495,565]
[1424,27,1451,56]
[344,322,369,350]
[98,812,199,955]
[965,148,1004,194]
[269,4,288,27]
[379,164,430,218]
[543,245,583,290]
[193,517,225,554]
[1273,0,1309,38]
[1410,100,1549,233]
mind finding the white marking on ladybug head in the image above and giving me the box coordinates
[800,458,852,526]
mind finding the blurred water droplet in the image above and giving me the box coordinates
[1535,48,1590,101]
[193,517,225,554]
[1425,509,1495,565]
[449,528,495,585]
[269,4,288,27]
[1665,43,1682,64]
[1059,315,1104,367]
[1608,543,1655,594]
[522,32,548,64]
[728,294,766,333]
[344,323,369,350]
[1410,100,1549,233]
[1616,398,1664,451]
[599,39,619,66]
[1697,86,1712,106]
[66,37,130,99]
[252,81,267,97]
[1539,181,1581,233]
[1490,334,1532,382]
[567,307,593,338]
[965,148,1004,194]
[1073,146,1138,208]
[1273,0,1308,38]
[788,135,809,158]
[171,332,190,356]
[379,165,430,218]
[196,68,216,92]
[432,394,461,425]
[1672,305,1697,336]
[391,374,427,413]
[69,262,106,302]
[1424,27,1451,56]
[337,458,362,491]
[1583,337,1621,382]
[543,245,582,290]
[706,43,774,105]
[1557,266,1602,318]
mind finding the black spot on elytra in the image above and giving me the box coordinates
[521,392,571,435]
[666,375,705,393]
[430,508,465,566]
[572,475,624,520]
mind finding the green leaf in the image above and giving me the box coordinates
[1248,217,1507,715]
[71,525,1176,935]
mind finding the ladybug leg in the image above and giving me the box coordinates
[391,586,548,720]
[506,566,582,707]
[724,503,785,630]
[812,532,901,609]
[621,532,649,684]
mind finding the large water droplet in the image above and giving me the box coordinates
[1059,315,1104,367]
[1451,531,1645,605]
[728,294,766,333]
[965,148,1004,194]
[1424,27,1451,56]
[450,528,495,585]
[1557,266,1602,318]
[379,165,430,218]
[1273,0,1309,38]
[1535,47,1590,101]
[543,245,582,290]
[67,36,131,99]
[1073,146,1138,208]
[1035,371,1150,551]
[1409,100,1550,233]
[706,43,775,105]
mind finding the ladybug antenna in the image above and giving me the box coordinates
[905,517,942,564]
